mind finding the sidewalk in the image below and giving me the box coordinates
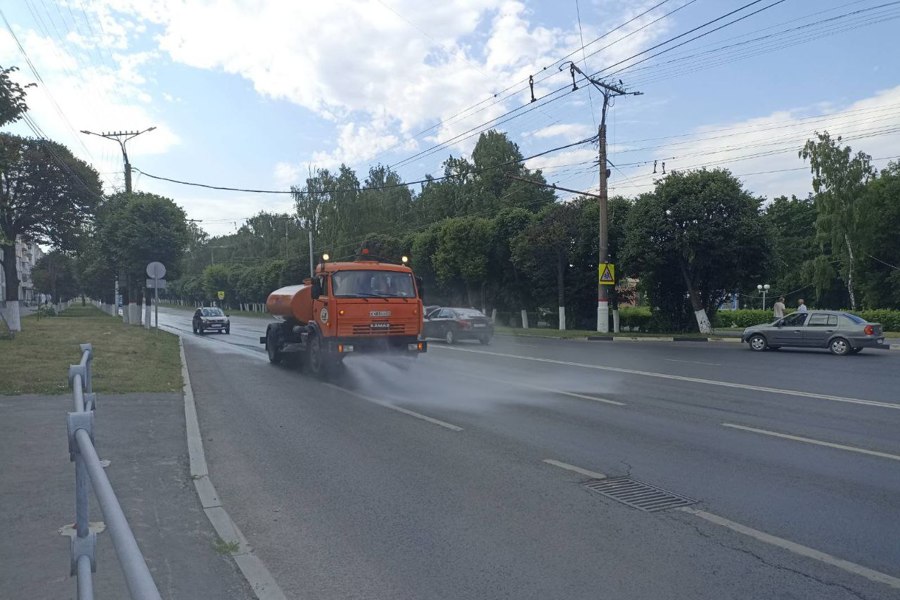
[0,392,254,599]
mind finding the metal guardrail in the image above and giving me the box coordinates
[67,344,162,600]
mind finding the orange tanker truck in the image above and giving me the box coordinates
[259,252,427,376]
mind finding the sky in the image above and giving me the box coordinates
[1,0,899,238]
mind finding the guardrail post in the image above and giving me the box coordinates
[79,344,94,393]
[67,412,94,536]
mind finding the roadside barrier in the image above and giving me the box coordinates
[66,343,162,600]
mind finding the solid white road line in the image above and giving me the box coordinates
[679,507,900,591]
[542,459,607,480]
[434,346,900,411]
[179,339,288,600]
[322,383,464,432]
[722,423,900,463]
[665,358,722,367]
[459,370,625,406]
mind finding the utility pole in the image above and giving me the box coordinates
[562,62,641,333]
[308,229,315,277]
[80,127,156,193]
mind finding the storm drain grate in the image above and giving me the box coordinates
[584,477,696,512]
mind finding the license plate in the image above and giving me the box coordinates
[473,324,486,328]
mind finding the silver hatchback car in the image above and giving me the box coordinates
[741,311,885,355]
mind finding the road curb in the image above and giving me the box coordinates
[179,338,288,600]
[500,332,743,343]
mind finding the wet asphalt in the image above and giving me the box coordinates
[158,306,900,599]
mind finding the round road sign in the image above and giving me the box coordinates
[146,261,166,279]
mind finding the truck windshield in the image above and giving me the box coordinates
[332,270,416,298]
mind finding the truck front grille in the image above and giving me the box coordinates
[350,324,406,335]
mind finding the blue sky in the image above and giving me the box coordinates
[2,0,899,237]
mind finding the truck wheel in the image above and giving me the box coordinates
[307,334,325,377]
[266,328,282,364]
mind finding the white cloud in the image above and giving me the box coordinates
[0,24,179,192]
[525,147,596,174]
[606,86,900,200]
[273,161,302,188]
[530,122,594,139]
[85,0,676,172]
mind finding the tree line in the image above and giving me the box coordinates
[3,62,899,334]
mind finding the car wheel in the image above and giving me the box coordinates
[225,327,230,334]
[479,335,491,345]
[445,328,456,345]
[748,334,767,352]
[829,337,851,356]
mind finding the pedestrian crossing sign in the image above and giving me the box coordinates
[599,263,615,285]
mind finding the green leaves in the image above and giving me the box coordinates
[621,169,770,330]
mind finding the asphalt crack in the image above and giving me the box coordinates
[679,516,874,600]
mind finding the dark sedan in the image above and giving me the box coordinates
[193,307,230,334]
[423,307,493,345]
[741,310,885,355]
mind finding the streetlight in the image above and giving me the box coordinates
[757,283,770,310]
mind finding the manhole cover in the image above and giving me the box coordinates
[584,477,696,512]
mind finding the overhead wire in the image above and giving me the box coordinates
[0,6,95,159]
[387,0,793,176]
[366,0,684,167]
[135,135,599,195]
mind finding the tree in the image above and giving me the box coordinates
[487,207,535,314]
[622,169,770,333]
[1,134,102,330]
[432,216,494,307]
[856,162,900,307]
[800,132,874,309]
[93,191,189,314]
[357,233,404,262]
[761,195,844,307]
[32,250,79,301]
[0,66,34,127]
[512,202,578,328]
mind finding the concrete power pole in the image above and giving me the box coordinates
[80,127,156,193]
[80,127,156,324]
[563,63,641,333]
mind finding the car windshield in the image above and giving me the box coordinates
[202,308,224,317]
[332,270,416,298]
[842,312,866,324]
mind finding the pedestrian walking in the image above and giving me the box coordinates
[797,298,808,313]
[773,296,786,319]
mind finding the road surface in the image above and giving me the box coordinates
[157,306,900,599]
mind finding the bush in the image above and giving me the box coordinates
[35,305,57,318]
[619,306,652,332]
[713,309,772,329]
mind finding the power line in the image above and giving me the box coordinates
[375,2,689,172]
[597,0,791,80]
[388,0,792,177]
[0,7,95,160]
[624,3,900,87]
[135,135,598,195]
